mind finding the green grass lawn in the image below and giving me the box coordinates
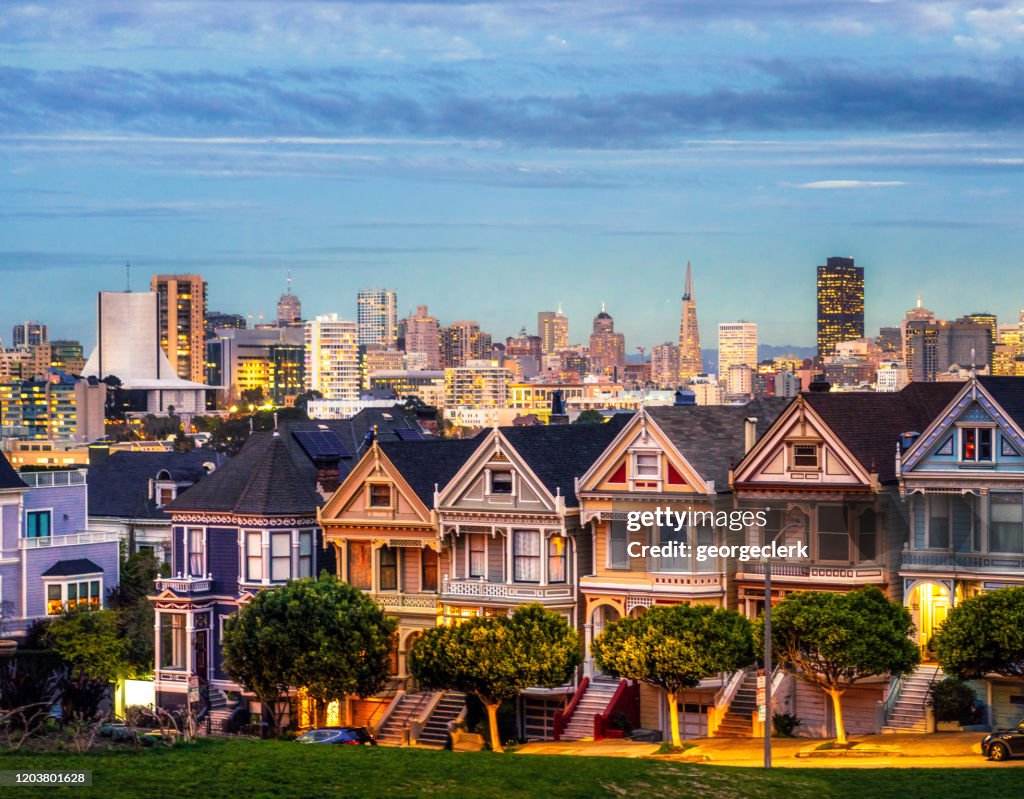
[0,738,1018,799]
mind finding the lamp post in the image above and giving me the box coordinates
[763,520,805,769]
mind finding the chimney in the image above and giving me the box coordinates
[744,417,758,454]
[808,374,831,392]
[88,441,111,466]
[549,389,569,425]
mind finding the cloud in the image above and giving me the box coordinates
[795,180,908,189]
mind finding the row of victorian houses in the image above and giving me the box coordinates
[3,381,1024,743]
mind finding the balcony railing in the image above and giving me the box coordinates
[19,469,87,488]
[900,551,1024,572]
[20,530,121,549]
[441,578,574,601]
[370,592,440,610]
[736,561,885,583]
[155,576,213,593]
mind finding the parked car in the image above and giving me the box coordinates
[295,727,377,746]
[982,720,1024,761]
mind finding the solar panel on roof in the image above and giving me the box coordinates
[395,427,424,441]
[293,430,351,460]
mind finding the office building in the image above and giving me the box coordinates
[816,257,864,358]
[441,321,490,368]
[277,273,302,326]
[588,305,626,378]
[150,274,207,384]
[304,314,359,401]
[12,321,47,348]
[718,322,758,382]
[356,288,398,348]
[205,326,306,405]
[678,262,702,380]
[538,306,569,354]
[404,306,442,370]
[652,343,680,388]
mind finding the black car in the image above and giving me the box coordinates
[295,726,377,746]
[982,720,1024,761]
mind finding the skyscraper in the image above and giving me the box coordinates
[816,257,864,359]
[277,272,302,326]
[404,305,441,370]
[678,262,702,381]
[588,304,625,377]
[150,274,208,383]
[718,322,758,381]
[12,321,47,348]
[304,314,359,401]
[652,343,680,388]
[538,305,569,354]
[356,288,398,348]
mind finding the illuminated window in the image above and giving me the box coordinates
[46,579,101,615]
[160,613,185,669]
[548,536,567,583]
[960,427,993,463]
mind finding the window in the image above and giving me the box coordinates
[160,613,185,670]
[760,509,783,547]
[348,542,372,590]
[548,536,567,584]
[857,509,877,561]
[469,535,486,578]
[635,453,660,478]
[961,427,994,463]
[157,487,176,507]
[369,484,392,508]
[991,495,1024,553]
[489,470,513,495]
[26,510,51,538]
[298,531,313,578]
[609,520,629,569]
[188,528,205,576]
[928,498,950,549]
[47,579,101,615]
[817,505,849,561]
[656,525,687,572]
[513,530,541,582]
[46,584,62,615]
[379,547,398,590]
[696,525,716,573]
[245,531,264,582]
[271,532,291,581]
[422,547,438,591]
[792,444,819,469]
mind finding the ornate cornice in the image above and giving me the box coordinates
[170,512,317,527]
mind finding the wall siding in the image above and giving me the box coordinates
[207,527,240,594]
[23,483,87,536]
[24,540,120,619]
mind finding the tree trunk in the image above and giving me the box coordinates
[666,691,682,748]
[827,688,846,745]
[483,701,503,753]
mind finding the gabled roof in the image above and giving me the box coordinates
[41,558,103,577]
[802,382,961,483]
[165,432,321,516]
[646,398,792,488]
[87,450,227,520]
[0,454,27,491]
[377,438,481,507]
[977,376,1024,431]
[496,415,632,507]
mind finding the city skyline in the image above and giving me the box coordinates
[1,2,1023,348]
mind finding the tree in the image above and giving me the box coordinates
[240,387,265,407]
[573,409,606,425]
[44,610,130,683]
[221,574,396,735]
[759,586,918,744]
[935,587,1024,680]
[409,603,579,752]
[293,389,323,414]
[592,604,753,747]
[107,550,163,676]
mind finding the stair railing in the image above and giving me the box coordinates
[368,687,405,736]
[553,675,588,741]
[708,668,748,737]
[593,679,640,741]
[878,673,905,729]
[408,691,445,745]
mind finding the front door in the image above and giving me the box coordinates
[194,630,208,682]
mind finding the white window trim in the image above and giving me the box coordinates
[486,468,515,497]
[242,528,266,584]
[43,574,103,615]
[957,424,997,464]
[366,482,394,510]
[25,507,54,539]
[185,526,207,578]
[789,441,821,472]
[154,481,178,508]
[815,504,851,563]
[466,533,488,578]
[607,520,630,570]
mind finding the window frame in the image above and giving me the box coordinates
[547,535,567,584]
[608,520,630,570]
[512,529,541,583]
[927,496,951,550]
[270,531,292,582]
[26,509,52,539]
[959,425,995,464]
[816,504,850,562]
[368,483,393,508]
[298,530,313,578]
[421,546,439,591]
[45,575,102,615]
[488,469,514,496]
[634,452,660,479]
[468,534,487,578]
[244,529,264,582]
[990,493,1024,554]
[187,527,206,577]
[159,612,186,670]
[378,546,398,591]
[790,442,820,471]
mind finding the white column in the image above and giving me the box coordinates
[153,612,162,677]
[979,490,989,553]
[261,530,270,585]
[506,529,513,585]
[291,529,299,580]
[185,612,194,681]
[583,622,594,677]
[540,530,548,585]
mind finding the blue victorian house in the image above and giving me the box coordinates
[151,430,325,723]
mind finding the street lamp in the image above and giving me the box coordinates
[763,520,805,769]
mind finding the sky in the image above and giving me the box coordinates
[1,1,1023,352]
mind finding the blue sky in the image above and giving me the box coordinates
[1,1,1023,351]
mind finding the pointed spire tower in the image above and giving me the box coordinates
[678,261,702,381]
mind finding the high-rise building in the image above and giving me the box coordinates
[444,362,512,409]
[205,311,246,339]
[905,320,940,382]
[12,321,47,348]
[304,314,359,401]
[356,288,398,348]
[678,262,702,380]
[652,343,680,388]
[277,272,302,326]
[538,306,569,354]
[905,317,991,382]
[816,257,864,358]
[205,327,305,405]
[588,304,625,377]
[151,274,208,384]
[876,327,902,355]
[404,306,442,370]
[901,294,936,362]
[962,312,997,365]
[718,322,758,381]
[49,340,85,375]
[441,321,488,368]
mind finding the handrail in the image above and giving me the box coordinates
[594,679,640,741]
[553,675,588,741]
[714,668,748,711]
[368,687,404,735]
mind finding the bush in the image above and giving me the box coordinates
[773,712,802,737]
[929,677,977,724]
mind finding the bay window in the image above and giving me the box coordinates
[379,547,398,591]
[991,494,1024,553]
[298,531,313,578]
[609,521,629,569]
[271,532,291,581]
[656,524,687,572]
[548,536,566,583]
[160,613,185,670]
[928,498,950,549]
[46,579,101,615]
[245,531,264,582]
[513,530,541,582]
[817,505,850,562]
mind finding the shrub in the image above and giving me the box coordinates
[772,712,801,737]
[929,677,977,724]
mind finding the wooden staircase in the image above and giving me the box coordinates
[375,691,433,745]
[882,664,943,733]
[715,670,757,738]
[416,691,465,748]
[560,679,620,741]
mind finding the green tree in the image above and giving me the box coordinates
[44,610,130,683]
[107,550,163,676]
[221,574,396,735]
[409,604,579,752]
[573,409,606,425]
[935,587,1024,680]
[759,586,918,744]
[592,604,753,747]
[293,390,323,414]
